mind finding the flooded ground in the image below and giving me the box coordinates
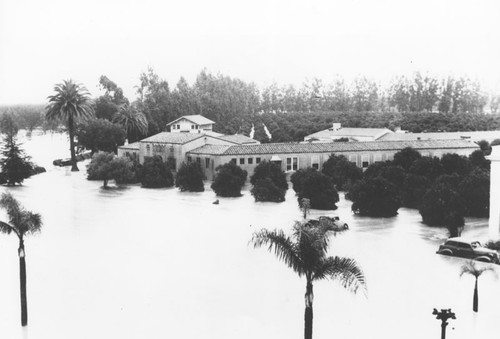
[0,131,498,339]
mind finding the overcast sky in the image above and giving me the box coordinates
[0,0,499,105]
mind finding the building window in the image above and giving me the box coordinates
[286,157,298,171]
[169,157,177,170]
[146,144,151,155]
[196,157,201,164]
[311,155,320,169]
[256,157,261,164]
[205,158,210,169]
[248,158,253,165]
[231,158,237,164]
[239,158,245,165]
[176,124,180,129]
[196,125,199,129]
[361,154,370,168]
[191,125,195,129]
[187,156,192,162]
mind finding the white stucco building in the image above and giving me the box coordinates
[488,145,500,238]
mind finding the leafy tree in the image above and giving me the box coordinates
[175,162,205,192]
[0,113,19,137]
[459,260,495,312]
[112,104,148,143]
[251,221,366,339]
[75,118,126,154]
[0,192,42,326]
[297,170,339,210]
[476,140,491,156]
[350,177,402,217]
[468,150,490,171]
[419,183,466,232]
[45,80,94,171]
[363,161,406,188]
[141,155,174,188]
[401,174,432,209]
[250,161,288,191]
[435,173,462,188]
[321,155,362,191]
[458,169,490,217]
[392,147,421,171]
[250,178,286,202]
[211,162,247,197]
[291,168,317,193]
[87,152,135,188]
[440,153,472,176]
[409,156,444,181]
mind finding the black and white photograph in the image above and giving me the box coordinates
[0,0,499,338]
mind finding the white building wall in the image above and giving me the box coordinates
[488,145,500,238]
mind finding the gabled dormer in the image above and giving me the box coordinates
[167,115,215,133]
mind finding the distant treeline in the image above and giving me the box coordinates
[2,69,500,142]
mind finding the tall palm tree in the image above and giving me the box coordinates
[251,220,366,339]
[459,260,495,312]
[112,104,148,143]
[46,80,94,171]
[0,192,42,326]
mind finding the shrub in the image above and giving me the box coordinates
[419,183,465,228]
[363,161,406,188]
[350,177,402,217]
[250,161,288,191]
[87,152,135,187]
[251,178,286,202]
[141,156,174,188]
[321,154,362,190]
[290,168,317,193]
[458,169,490,218]
[440,153,472,176]
[401,174,431,209]
[175,161,205,192]
[297,171,339,210]
[211,162,247,197]
[468,150,490,171]
[393,147,421,171]
[409,156,444,181]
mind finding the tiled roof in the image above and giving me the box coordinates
[188,145,232,155]
[166,115,215,126]
[140,132,204,144]
[379,130,500,141]
[306,127,392,140]
[218,134,259,144]
[189,139,478,156]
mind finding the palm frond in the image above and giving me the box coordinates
[460,260,496,279]
[0,221,14,235]
[313,256,367,295]
[251,228,304,275]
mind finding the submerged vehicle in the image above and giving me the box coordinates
[436,238,500,264]
[307,216,349,232]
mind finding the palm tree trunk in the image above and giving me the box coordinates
[18,240,28,326]
[304,281,313,339]
[473,278,478,312]
[68,114,78,171]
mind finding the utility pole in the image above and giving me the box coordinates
[432,308,456,339]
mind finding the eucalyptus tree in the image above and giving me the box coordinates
[459,260,496,312]
[0,192,42,326]
[251,221,366,339]
[46,80,94,171]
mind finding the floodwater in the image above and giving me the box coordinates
[0,131,499,339]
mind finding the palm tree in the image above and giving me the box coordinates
[0,192,42,326]
[112,104,148,143]
[46,80,94,171]
[459,260,495,312]
[251,220,366,339]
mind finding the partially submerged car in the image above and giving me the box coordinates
[436,238,500,264]
[307,216,349,232]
